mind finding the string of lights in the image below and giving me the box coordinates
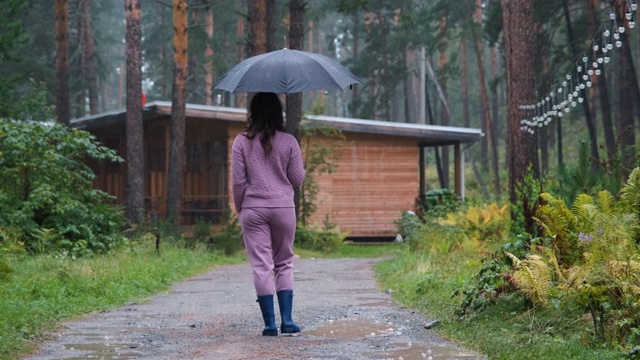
[519,0,637,134]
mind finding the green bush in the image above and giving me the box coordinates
[295,222,347,253]
[0,119,126,256]
[453,168,640,350]
[211,210,243,256]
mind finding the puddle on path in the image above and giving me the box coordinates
[366,342,486,360]
[62,342,138,359]
[306,318,398,338]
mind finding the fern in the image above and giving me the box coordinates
[505,252,552,307]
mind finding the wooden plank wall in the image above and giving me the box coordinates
[308,132,418,237]
[226,126,418,237]
[227,123,244,213]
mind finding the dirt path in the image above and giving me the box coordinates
[25,257,486,360]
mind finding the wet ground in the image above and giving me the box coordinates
[24,257,486,360]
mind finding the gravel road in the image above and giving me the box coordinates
[24,257,486,360]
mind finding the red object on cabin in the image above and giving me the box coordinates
[141,92,147,108]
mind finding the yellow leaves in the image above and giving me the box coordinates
[505,251,552,307]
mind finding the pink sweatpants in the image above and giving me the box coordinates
[239,207,296,296]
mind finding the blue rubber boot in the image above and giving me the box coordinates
[256,295,278,336]
[277,290,301,334]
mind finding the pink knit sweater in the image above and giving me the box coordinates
[231,131,306,211]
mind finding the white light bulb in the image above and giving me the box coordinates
[602,46,608,53]
[588,69,594,75]
[630,21,636,29]
[558,88,563,93]
[604,56,611,63]
[583,74,589,80]
[616,40,623,47]
[626,10,632,20]
[632,1,638,11]
[595,69,601,75]
[566,74,571,80]
[578,97,584,103]
[565,107,570,113]
[604,29,611,37]
[607,43,614,50]
[577,65,583,72]
[572,101,577,107]
[558,112,564,118]
[573,91,579,97]
[582,55,589,63]
[593,44,600,51]
[562,81,567,86]
[580,83,586,89]
[619,26,626,33]
[614,32,620,40]
[586,81,593,87]
[592,61,599,68]
[597,57,604,63]
[610,11,616,20]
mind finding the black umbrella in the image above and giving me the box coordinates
[213,48,363,94]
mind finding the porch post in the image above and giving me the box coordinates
[454,142,461,198]
[419,144,425,199]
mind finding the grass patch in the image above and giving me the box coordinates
[0,241,243,360]
[375,247,627,360]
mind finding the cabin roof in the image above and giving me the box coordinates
[71,101,483,146]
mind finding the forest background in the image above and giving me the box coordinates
[2,1,640,358]
[3,0,640,207]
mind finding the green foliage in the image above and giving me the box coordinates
[299,124,344,226]
[396,200,509,255]
[376,247,626,359]
[295,221,347,253]
[551,140,623,205]
[211,210,243,256]
[0,119,126,256]
[452,168,640,350]
[512,166,542,237]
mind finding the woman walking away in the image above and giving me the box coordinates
[231,92,306,336]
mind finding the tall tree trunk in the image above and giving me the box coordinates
[204,4,214,106]
[80,0,98,114]
[288,0,305,219]
[437,13,449,188]
[248,0,267,56]
[563,0,600,168]
[461,38,470,128]
[490,46,500,174]
[235,0,245,108]
[613,0,637,174]
[351,12,360,117]
[167,0,188,223]
[469,0,500,200]
[403,49,412,123]
[266,0,277,52]
[502,0,538,222]
[585,0,615,162]
[76,6,86,118]
[55,0,70,126]
[247,0,267,108]
[124,0,145,224]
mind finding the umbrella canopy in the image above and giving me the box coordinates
[214,48,363,94]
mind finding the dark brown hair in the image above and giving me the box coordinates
[245,92,286,155]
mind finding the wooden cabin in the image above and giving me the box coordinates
[71,101,483,239]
